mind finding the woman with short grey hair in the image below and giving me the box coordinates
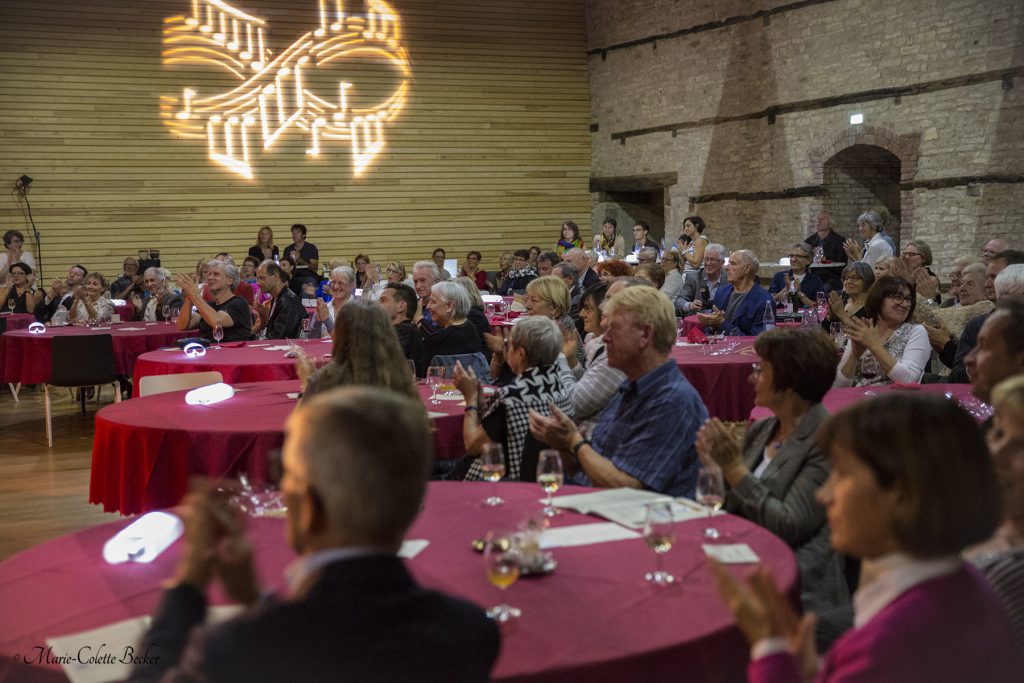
[308,265,356,338]
[844,210,894,266]
[423,280,482,363]
[453,315,573,482]
[142,267,183,321]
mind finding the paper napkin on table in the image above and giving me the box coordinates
[702,543,760,564]
[539,523,640,549]
[399,539,429,559]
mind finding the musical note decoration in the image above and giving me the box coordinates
[161,0,410,180]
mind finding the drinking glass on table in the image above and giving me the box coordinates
[816,291,827,310]
[642,501,676,586]
[536,450,564,517]
[480,443,506,506]
[212,324,224,349]
[162,304,171,321]
[7,299,15,314]
[483,530,522,622]
[425,365,445,404]
[407,359,417,381]
[696,466,726,541]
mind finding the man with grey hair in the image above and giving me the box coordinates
[674,243,729,315]
[528,286,707,498]
[175,259,253,343]
[700,249,775,336]
[536,250,560,277]
[131,387,499,682]
[563,247,599,290]
[551,261,581,318]
[637,246,658,266]
[255,259,308,339]
[804,210,846,290]
[844,210,894,267]
[983,238,1009,265]
[412,260,442,337]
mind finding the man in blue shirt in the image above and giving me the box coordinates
[700,249,775,336]
[528,285,708,498]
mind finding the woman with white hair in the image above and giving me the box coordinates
[843,210,894,266]
[453,315,573,482]
[141,267,183,321]
[309,266,355,338]
[424,280,482,362]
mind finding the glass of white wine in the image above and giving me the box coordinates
[536,449,564,517]
[212,324,224,349]
[642,501,676,586]
[696,466,726,541]
[480,443,505,506]
[425,365,445,404]
[483,531,522,622]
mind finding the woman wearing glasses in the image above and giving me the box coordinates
[821,261,875,330]
[769,243,825,308]
[834,275,929,387]
[1,262,42,314]
[901,239,941,304]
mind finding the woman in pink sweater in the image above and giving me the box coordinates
[712,393,1023,682]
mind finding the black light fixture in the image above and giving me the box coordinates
[16,175,32,190]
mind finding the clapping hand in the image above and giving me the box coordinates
[923,318,952,351]
[698,306,725,329]
[528,404,578,453]
[843,316,879,354]
[827,290,846,319]
[914,269,939,301]
[842,238,863,262]
[315,299,330,322]
[695,418,743,479]
[175,273,200,301]
[452,360,479,404]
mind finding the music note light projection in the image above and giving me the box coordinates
[161,0,410,180]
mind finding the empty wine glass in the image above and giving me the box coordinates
[480,443,505,506]
[406,359,417,381]
[536,450,564,517]
[162,304,171,321]
[696,466,726,541]
[483,531,522,622]
[212,324,224,349]
[7,298,15,314]
[642,501,676,586]
[425,365,445,404]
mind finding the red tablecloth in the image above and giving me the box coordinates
[131,338,334,397]
[0,323,192,385]
[749,383,980,422]
[114,301,134,321]
[0,312,36,331]
[2,481,797,683]
[670,337,757,421]
[91,382,466,516]
[682,314,703,336]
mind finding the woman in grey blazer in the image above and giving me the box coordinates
[696,328,849,617]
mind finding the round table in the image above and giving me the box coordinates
[0,322,192,385]
[0,312,36,332]
[113,300,135,321]
[2,482,798,682]
[91,382,467,516]
[131,338,334,397]
[670,337,757,421]
[749,383,982,422]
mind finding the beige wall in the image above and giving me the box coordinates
[0,0,592,282]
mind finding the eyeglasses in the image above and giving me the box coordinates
[886,292,913,305]
[901,251,922,258]
[386,267,401,274]
[787,254,809,260]
[842,275,862,282]
[703,257,723,263]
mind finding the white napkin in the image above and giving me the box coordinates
[539,523,639,549]
[703,543,760,564]
[399,539,429,558]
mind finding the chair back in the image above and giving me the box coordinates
[428,352,492,383]
[0,317,7,334]
[139,371,224,397]
[50,334,116,387]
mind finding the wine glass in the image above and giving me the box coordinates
[483,531,522,622]
[696,466,726,541]
[406,359,417,381]
[425,365,445,404]
[212,324,224,349]
[816,291,827,311]
[480,443,505,506]
[7,298,14,314]
[162,304,171,321]
[536,450,564,517]
[642,501,676,586]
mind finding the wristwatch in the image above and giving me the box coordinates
[570,436,590,456]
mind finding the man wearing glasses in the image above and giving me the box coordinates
[768,243,825,309]
[673,243,729,315]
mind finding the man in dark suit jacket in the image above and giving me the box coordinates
[701,249,775,336]
[131,388,499,683]
[673,244,729,315]
[563,248,598,290]
[35,263,88,321]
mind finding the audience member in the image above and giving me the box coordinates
[491,251,513,293]
[964,297,1024,407]
[378,282,426,377]
[712,393,1021,682]
[527,245,541,272]
[901,239,941,303]
[634,262,665,289]
[556,220,584,255]
[111,257,144,301]
[453,275,492,360]
[522,275,586,372]
[984,238,1009,264]
[308,266,355,339]
[563,247,599,290]
[594,258,633,281]
[424,281,483,366]
[594,218,626,257]
[931,262,994,339]
[455,316,573,482]
[130,387,498,682]
[0,229,35,287]
[300,300,416,400]
[240,256,259,285]
[412,260,442,336]
[630,221,659,254]
[494,249,537,295]
[659,250,685,302]
[255,260,307,339]
[203,253,256,307]
[941,254,981,307]
[769,243,825,308]
[36,264,87,322]
[141,267,183,322]
[835,275,928,387]
[701,249,775,336]
[461,250,488,291]
[821,261,874,329]
[843,210,893,266]
[550,261,580,317]
[637,246,658,266]
[67,272,114,324]
[283,224,319,297]
[247,225,279,262]
[529,286,708,497]
[674,243,729,315]
[677,215,709,272]
[536,250,560,277]
[432,247,452,281]
[1,262,42,314]
[176,260,253,343]
[696,328,848,617]
[803,210,846,289]
[570,280,627,428]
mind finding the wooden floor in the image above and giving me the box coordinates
[0,384,121,561]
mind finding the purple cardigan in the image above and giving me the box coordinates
[750,565,1024,682]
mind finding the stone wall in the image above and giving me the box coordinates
[585,0,1024,275]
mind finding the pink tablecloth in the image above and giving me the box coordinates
[670,337,757,421]
[130,338,334,397]
[3,481,798,683]
[114,301,134,321]
[0,312,36,331]
[749,383,980,422]
[0,323,192,385]
[91,382,466,516]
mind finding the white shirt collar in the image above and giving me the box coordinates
[853,553,961,627]
[867,232,886,247]
[284,546,391,595]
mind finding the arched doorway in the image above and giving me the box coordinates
[823,145,902,246]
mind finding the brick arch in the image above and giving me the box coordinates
[807,125,923,237]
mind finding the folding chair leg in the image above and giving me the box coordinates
[112,382,122,403]
[44,384,53,448]
[7,382,18,402]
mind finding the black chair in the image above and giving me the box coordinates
[44,334,121,447]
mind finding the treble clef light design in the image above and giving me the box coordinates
[160,0,410,180]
